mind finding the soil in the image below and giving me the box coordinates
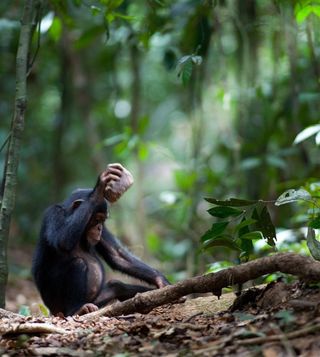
[2,248,320,356]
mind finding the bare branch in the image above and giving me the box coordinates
[80,253,320,321]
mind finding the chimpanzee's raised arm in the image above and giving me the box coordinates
[96,228,169,288]
[41,163,132,252]
[42,176,108,252]
[40,193,101,251]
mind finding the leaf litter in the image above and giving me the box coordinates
[2,280,320,356]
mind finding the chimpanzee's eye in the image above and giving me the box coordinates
[71,199,85,210]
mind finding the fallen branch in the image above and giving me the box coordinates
[81,252,320,320]
[0,322,66,336]
[0,308,22,319]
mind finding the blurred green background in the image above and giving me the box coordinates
[1,0,320,281]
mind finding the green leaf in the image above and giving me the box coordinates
[309,216,320,229]
[293,124,320,144]
[138,142,149,161]
[39,303,50,317]
[147,233,161,252]
[174,169,197,191]
[306,227,320,261]
[138,115,149,135]
[295,4,313,23]
[48,17,62,42]
[237,218,253,259]
[112,12,135,21]
[201,222,229,243]
[205,198,258,207]
[91,5,102,16]
[182,59,193,85]
[207,206,243,218]
[239,231,263,240]
[258,206,277,246]
[202,236,241,252]
[275,188,312,206]
[105,12,115,23]
[235,218,257,232]
[177,56,194,85]
[239,239,254,260]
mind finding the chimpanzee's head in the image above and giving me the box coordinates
[64,189,108,246]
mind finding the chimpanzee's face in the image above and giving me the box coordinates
[86,212,107,245]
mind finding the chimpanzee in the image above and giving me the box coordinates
[32,163,169,316]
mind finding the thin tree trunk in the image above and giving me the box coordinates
[0,0,38,308]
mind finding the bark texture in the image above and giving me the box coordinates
[0,0,38,307]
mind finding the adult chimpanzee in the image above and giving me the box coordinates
[32,163,169,316]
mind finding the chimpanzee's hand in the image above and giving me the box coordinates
[155,275,170,289]
[104,163,134,203]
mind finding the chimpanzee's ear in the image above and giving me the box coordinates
[71,199,85,210]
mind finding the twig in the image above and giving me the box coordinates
[184,312,203,323]
[0,322,67,336]
[27,0,42,76]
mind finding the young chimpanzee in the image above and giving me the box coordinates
[32,163,169,316]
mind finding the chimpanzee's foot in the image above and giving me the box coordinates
[76,303,99,315]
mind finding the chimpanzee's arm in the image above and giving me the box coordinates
[41,200,94,251]
[43,180,106,251]
[96,228,169,288]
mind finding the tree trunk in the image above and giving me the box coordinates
[0,0,38,308]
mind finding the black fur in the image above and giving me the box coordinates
[32,182,168,316]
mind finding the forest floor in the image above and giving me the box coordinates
[2,248,320,356]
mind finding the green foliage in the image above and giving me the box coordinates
[206,260,234,273]
[48,17,62,42]
[103,124,151,161]
[294,0,320,23]
[275,183,320,260]
[275,188,312,206]
[293,124,320,145]
[201,198,276,260]
[18,305,31,316]
[207,206,243,218]
[306,227,320,260]
[2,0,320,278]
[38,303,50,317]
[177,54,203,86]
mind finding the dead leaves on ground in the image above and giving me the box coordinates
[2,282,320,356]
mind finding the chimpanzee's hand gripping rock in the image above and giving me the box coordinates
[32,163,169,316]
